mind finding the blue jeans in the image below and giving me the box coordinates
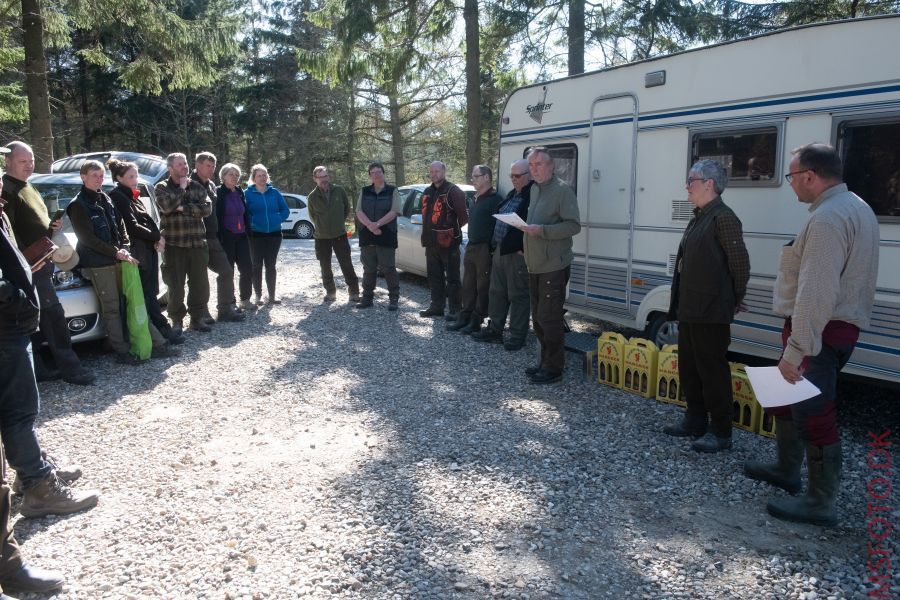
[0,337,52,489]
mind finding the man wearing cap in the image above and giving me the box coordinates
[1,142,94,385]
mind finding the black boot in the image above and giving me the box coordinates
[767,442,842,527]
[356,296,374,308]
[446,313,472,331]
[662,415,707,438]
[459,315,482,335]
[744,417,803,494]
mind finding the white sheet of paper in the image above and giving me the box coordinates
[493,213,528,229]
[745,366,821,408]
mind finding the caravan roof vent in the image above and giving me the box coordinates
[645,70,666,88]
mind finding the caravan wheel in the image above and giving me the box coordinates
[646,313,678,347]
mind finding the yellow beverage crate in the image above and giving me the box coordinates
[596,332,626,389]
[731,363,762,433]
[655,344,686,407]
[623,338,659,398]
[758,410,777,439]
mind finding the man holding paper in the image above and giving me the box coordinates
[472,159,533,351]
[746,143,879,527]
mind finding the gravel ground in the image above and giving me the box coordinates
[16,238,900,599]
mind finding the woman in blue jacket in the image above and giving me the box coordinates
[244,164,290,304]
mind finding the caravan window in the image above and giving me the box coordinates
[837,117,900,222]
[524,144,578,192]
[689,126,779,186]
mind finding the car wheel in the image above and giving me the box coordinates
[293,221,314,239]
[646,312,678,347]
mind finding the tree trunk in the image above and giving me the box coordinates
[568,0,585,76]
[464,0,481,175]
[78,54,92,149]
[346,82,358,191]
[21,0,54,170]
[389,93,405,186]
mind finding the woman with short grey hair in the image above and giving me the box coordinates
[215,163,254,309]
[663,159,750,453]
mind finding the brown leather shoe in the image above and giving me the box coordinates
[20,472,99,518]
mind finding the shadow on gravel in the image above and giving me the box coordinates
[265,279,644,598]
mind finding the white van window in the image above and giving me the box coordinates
[524,144,578,192]
[839,118,900,221]
[690,127,778,186]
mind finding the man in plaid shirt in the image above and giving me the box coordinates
[155,153,212,333]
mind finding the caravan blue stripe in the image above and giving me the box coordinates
[500,83,900,139]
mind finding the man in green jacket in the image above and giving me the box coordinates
[307,166,360,303]
[521,147,581,384]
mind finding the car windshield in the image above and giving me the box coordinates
[52,155,167,181]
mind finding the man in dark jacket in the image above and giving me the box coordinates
[419,161,468,318]
[1,141,94,385]
[663,159,750,453]
[355,162,401,310]
[192,152,243,323]
[473,159,532,351]
[447,164,502,334]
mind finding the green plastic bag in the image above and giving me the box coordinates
[120,261,152,360]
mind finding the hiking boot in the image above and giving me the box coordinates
[446,316,471,331]
[163,326,185,345]
[34,361,61,382]
[349,293,361,303]
[662,417,707,438]
[472,328,504,344]
[253,294,264,306]
[266,296,281,305]
[744,417,803,494]
[324,292,337,303]
[504,339,526,351]
[19,472,99,518]
[62,368,96,386]
[445,312,458,322]
[115,352,144,365]
[12,451,81,495]
[525,364,542,376]
[529,369,562,384]
[419,306,444,318]
[200,312,216,325]
[151,343,181,359]
[240,299,256,311]
[691,432,733,453]
[459,319,482,335]
[767,443,841,527]
[356,297,374,309]
[217,306,245,322]
[0,564,64,593]
[188,318,212,332]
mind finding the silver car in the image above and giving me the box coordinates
[51,151,168,185]
[28,172,162,343]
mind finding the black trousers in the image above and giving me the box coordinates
[138,250,169,334]
[678,322,733,438]
[250,233,282,298]
[314,234,359,295]
[425,244,461,312]
[221,231,253,302]
[31,262,82,375]
[529,267,569,374]
[459,242,492,322]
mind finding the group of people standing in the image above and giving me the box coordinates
[663,143,879,530]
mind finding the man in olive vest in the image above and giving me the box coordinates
[355,162,401,310]
[307,166,360,304]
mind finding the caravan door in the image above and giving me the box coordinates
[574,93,638,319]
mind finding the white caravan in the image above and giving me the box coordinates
[497,16,900,384]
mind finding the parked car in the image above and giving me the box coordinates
[281,193,314,238]
[27,172,163,343]
[395,183,476,276]
[51,151,168,185]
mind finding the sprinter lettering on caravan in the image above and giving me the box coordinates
[527,88,552,124]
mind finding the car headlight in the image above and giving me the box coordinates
[52,270,88,290]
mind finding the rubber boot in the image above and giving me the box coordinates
[744,417,803,494]
[767,442,841,527]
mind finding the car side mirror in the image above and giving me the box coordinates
[410,214,423,225]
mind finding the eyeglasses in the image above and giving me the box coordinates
[785,169,812,183]
[469,173,488,182]
[510,172,528,179]
[686,177,708,185]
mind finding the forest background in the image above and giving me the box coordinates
[1,0,898,195]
